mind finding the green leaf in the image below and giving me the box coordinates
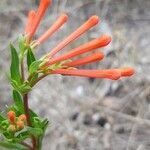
[26,127,43,137]
[10,44,21,84]
[12,90,24,113]
[0,120,9,133]
[42,119,49,130]
[10,79,19,91]
[29,109,38,118]
[19,82,31,94]
[14,130,30,142]
[0,114,5,123]
[0,141,27,150]
[11,80,31,94]
[29,60,42,74]
[27,48,36,70]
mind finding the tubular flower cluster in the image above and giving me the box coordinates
[7,111,27,132]
[25,0,134,80]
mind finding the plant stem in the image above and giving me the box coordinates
[30,74,47,87]
[23,93,37,150]
[21,57,37,149]
[21,142,33,150]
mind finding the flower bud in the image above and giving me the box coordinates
[18,114,27,122]
[7,111,16,124]
[16,120,24,130]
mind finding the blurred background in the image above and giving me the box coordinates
[0,0,150,149]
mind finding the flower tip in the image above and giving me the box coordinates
[120,67,135,77]
[61,13,68,22]
[88,15,99,25]
[99,35,111,46]
[42,0,52,6]
[97,52,105,59]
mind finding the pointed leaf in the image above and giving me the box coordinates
[27,48,36,70]
[29,60,42,74]
[26,127,43,137]
[10,44,21,84]
[0,114,5,122]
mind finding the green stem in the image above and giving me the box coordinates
[21,56,37,149]
[30,74,47,87]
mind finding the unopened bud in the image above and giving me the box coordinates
[7,111,16,124]
[18,114,27,122]
[17,120,24,130]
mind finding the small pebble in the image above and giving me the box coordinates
[96,117,107,127]
[83,114,92,125]
[70,112,79,121]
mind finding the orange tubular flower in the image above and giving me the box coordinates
[64,52,104,67]
[35,14,68,45]
[24,1,134,81]
[25,10,36,35]
[29,0,52,40]
[52,69,121,80]
[119,67,135,77]
[7,111,16,124]
[43,35,111,66]
[46,15,99,58]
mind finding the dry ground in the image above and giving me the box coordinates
[0,0,150,150]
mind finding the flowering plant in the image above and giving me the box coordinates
[0,0,134,149]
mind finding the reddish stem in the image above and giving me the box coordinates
[23,94,36,149]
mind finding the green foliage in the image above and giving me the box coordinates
[27,47,36,70]
[11,80,31,94]
[6,34,50,149]
[0,141,27,150]
[12,90,24,113]
[18,35,27,57]
[10,44,21,84]
[0,114,5,122]
[29,60,42,75]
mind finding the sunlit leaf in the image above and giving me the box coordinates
[29,60,42,74]
[10,44,21,84]
[27,48,36,70]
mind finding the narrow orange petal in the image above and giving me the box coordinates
[44,35,111,66]
[47,15,100,57]
[36,14,68,45]
[29,0,52,40]
[25,10,36,35]
[65,52,104,67]
[51,69,121,80]
[120,67,135,77]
